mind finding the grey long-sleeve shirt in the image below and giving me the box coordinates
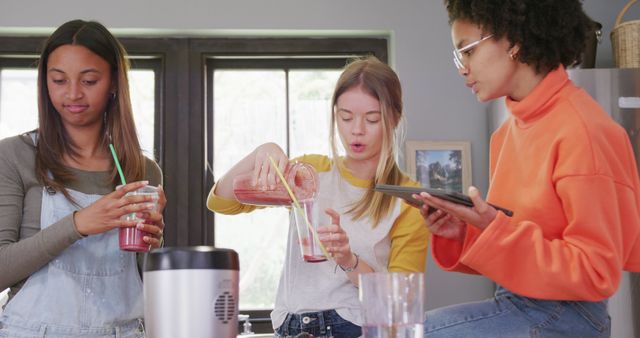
[0,133,162,302]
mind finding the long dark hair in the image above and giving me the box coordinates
[36,19,145,198]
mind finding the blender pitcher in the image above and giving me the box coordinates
[232,162,318,206]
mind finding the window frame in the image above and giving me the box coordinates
[0,35,387,333]
[201,39,387,331]
[198,38,387,243]
[0,35,185,245]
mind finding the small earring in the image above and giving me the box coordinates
[110,92,116,100]
[509,53,517,61]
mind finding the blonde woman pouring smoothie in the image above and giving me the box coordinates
[208,56,429,337]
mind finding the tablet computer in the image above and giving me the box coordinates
[374,184,513,217]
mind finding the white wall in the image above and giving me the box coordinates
[0,0,637,314]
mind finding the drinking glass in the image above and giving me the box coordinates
[292,198,327,263]
[119,185,159,252]
[359,272,425,338]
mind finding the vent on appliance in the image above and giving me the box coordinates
[214,291,236,323]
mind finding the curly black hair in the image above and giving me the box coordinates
[444,0,594,74]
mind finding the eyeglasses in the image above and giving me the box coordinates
[452,34,494,71]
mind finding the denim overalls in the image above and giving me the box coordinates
[0,178,145,337]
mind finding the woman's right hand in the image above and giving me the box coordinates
[73,181,157,236]
[413,194,467,243]
[251,142,289,189]
[210,142,289,200]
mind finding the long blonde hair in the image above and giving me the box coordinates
[35,20,146,199]
[329,56,405,226]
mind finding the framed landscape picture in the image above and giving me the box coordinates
[405,141,471,193]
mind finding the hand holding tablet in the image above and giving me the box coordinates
[374,184,513,217]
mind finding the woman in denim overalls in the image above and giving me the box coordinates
[0,20,166,338]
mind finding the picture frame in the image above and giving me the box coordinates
[405,141,472,193]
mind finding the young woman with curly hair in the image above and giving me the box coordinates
[412,1,640,337]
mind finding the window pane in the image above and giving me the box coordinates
[212,70,287,172]
[214,211,289,310]
[0,69,38,139]
[289,70,342,157]
[0,68,156,157]
[129,70,156,157]
[213,70,288,310]
[213,68,344,311]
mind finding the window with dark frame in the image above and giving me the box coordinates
[0,36,387,333]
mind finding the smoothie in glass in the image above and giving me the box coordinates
[119,185,159,252]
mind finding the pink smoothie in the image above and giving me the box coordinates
[119,227,150,252]
[303,254,328,263]
[118,185,158,252]
[233,162,318,206]
[297,212,327,263]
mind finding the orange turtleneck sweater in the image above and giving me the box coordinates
[432,66,640,301]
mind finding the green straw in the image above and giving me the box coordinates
[109,143,127,185]
[268,156,330,259]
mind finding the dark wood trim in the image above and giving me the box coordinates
[197,37,387,248]
[190,37,387,61]
[207,58,352,69]
[0,58,38,68]
[0,38,388,329]
[633,273,640,336]
[0,36,44,55]
[0,35,388,249]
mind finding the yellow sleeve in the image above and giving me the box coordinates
[292,154,332,173]
[387,175,430,272]
[206,181,262,215]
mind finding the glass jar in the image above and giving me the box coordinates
[232,162,318,206]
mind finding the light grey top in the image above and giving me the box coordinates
[0,133,162,300]
[271,163,402,328]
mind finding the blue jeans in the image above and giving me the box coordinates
[274,309,361,338]
[424,286,611,338]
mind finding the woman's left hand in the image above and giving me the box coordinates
[416,186,497,230]
[317,208,356,268]
[136,185,167,249]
